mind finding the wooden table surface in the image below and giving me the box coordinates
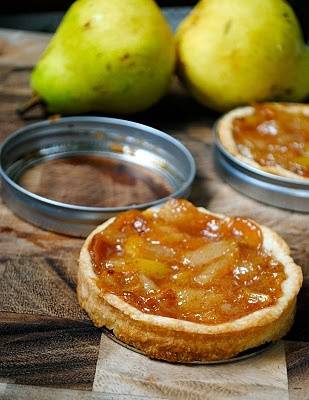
[0,29,308,400]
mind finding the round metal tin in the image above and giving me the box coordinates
[102,327,273,364]
[0,117,195,237]
[214,123,309,213]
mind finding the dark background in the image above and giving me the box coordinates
[0,0,308,41]
[1,0,308,11]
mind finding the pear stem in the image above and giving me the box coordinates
[16,94,43,117]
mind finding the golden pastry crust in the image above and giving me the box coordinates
[217,103,309,180]
[77,207,302,362]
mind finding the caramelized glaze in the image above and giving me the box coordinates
[233,104,309,177]
[89,199,285,325]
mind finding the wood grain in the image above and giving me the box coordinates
[0,312,100,390]
[285,341,309,400]
[0,28,308,397]
[0,383,161,400]
[0,255,85,320]
[0,196,83,258]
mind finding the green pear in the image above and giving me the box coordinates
[31,0,175,114]
[176,0,309,112]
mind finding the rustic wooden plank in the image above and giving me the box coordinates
[0,312,100,390]
[0,311,92,333]
[0,29,50,67]
[285,341,309,400]
[0,67,41,144]
[93,336,288,400]
[0,220,81,260]
[0,196,82,258]
[0,255,86,320]
[0,383,162,400]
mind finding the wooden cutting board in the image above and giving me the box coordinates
[0,29,308,400]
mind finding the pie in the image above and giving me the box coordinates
[217,102,309,180]
[77,199,302,362]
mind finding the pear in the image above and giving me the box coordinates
[31,0,175,114]
[176,0,309,112]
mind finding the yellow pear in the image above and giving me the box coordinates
[176,0,309,112]
[31,0,175,114]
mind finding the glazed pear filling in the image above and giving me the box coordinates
[232,104,309,177]
[90,199,286,325]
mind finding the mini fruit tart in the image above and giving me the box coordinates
[77,199,302,362]
[217,103,309,180]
